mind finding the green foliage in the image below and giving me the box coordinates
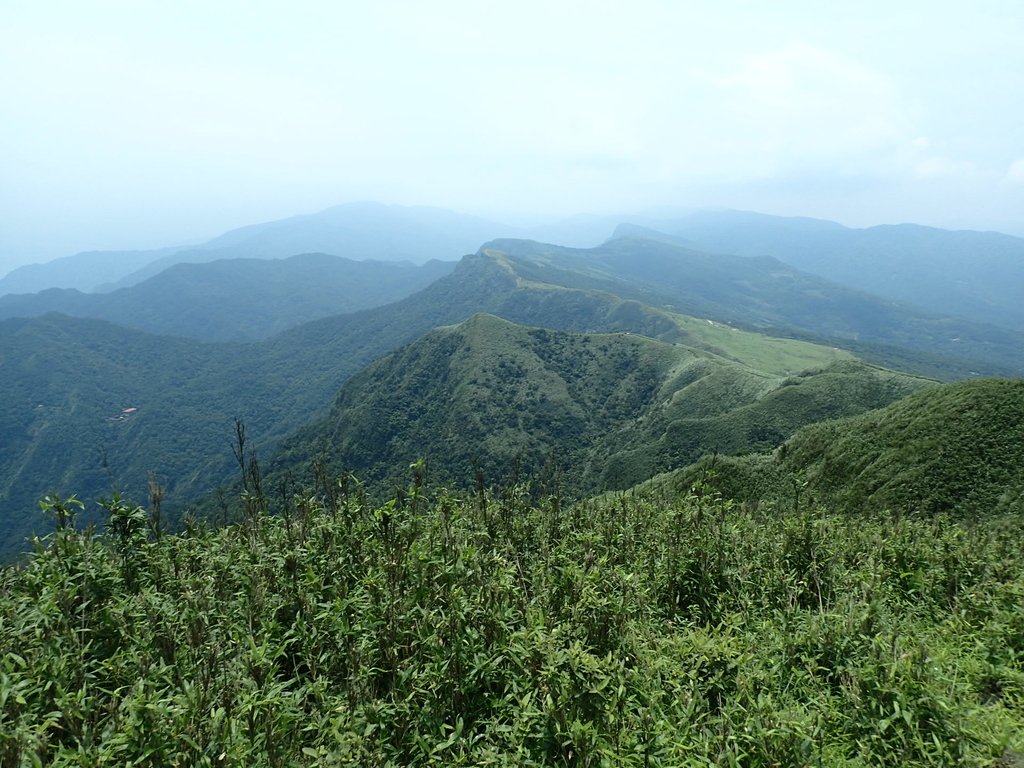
[269,315,929,503]
[0,236,1007,558]
[484,236,1024,377]
[671,378,1024,518]
[3,482,1024,765]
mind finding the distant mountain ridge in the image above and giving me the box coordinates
[0,246,184,296]
[630,210,1024,332]
[0,202,637,298]
[0,203,511,296]
[0,253,453,341]
[0,246,875,556]
[2,232,1022,556]
[480,236,1024,378]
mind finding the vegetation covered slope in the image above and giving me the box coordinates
[0,316,241,550]
[0,251,852,556]
[0,254,453,341]
[485,236,1024,378]
[663,378,1024,517]
[269,314,930,497]
[3,483,1023,765]
[642,209,1024,332]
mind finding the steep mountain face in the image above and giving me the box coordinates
[631,210,1024,332]
[664,378,1024,517]
[269,314,930,497]
[0,254,453,341]
[482,236,1024,378]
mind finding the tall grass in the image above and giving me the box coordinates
[2,479,1023,765]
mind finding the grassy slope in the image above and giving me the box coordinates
[0,252,856,556]
[657,378,1024,517]
[268,314,929,498]
[485,237,1024,378]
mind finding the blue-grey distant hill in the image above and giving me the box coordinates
[101,203,511,289]
[0,203,511,297]
[620,210,1024,332]
[0,246,184,297]
[0,253,453,342]
[0,202,689,298]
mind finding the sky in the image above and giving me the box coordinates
[2,0,1024,275]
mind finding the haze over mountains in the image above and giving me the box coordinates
[1,201,1023,559]
[7,203,1024,339]
[0,254,453,342]
[0,203,620,297]
[628,210,1024,332]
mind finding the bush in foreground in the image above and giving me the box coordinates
[2,480,1023,766]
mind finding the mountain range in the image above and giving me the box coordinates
[635,209,1024,332]
[0,254,452,341]
[0,202,624,297]
[4,202,1019,765]
[2,205,1023,559]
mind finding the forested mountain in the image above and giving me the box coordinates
[660,378,1024,517]
[628,210,1024,331]
[269,314,929,497]
[0,249,853,556]
[2,232,1020,557]
[485,236,1024,377]
[0,254,453,341]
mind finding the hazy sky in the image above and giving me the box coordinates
[3,1,1023,275]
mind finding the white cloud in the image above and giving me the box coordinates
[1006,159,1024,184]
[913,156,977,180]
[636,43,918,186]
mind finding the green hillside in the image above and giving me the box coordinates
[269,314,929,498]
[484,236,1024,378]
[6,225,1024,765]
[0,316,240,550]
[0,251,858,557]
[660,378,1024,517]
[0,254,453,342]
[4,237,1006,558]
